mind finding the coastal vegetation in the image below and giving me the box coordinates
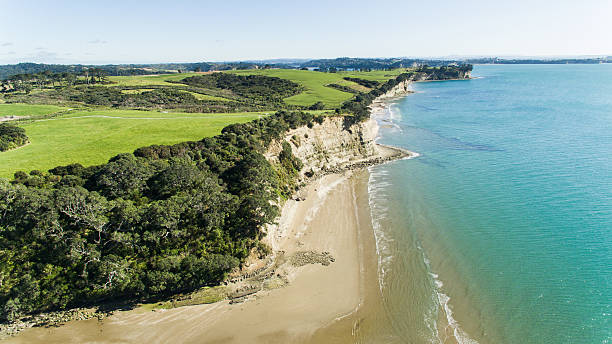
[0,123,28,151]
[0,65,471,323]
[0,68,414,177]
[0,110,317,322]
[340,65,472,124]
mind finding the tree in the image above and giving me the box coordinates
[0,123,29,151]
[2,298,21,322]
[55,186,110,243]
[308,101,325,110]
[94,154,154,200]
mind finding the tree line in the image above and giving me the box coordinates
[0,62,296,81]
[1,69,110,94]
[342,77,380,89]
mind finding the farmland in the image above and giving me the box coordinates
[0,68,406,176]
[228,69,407,107]
[0,103,68,118]
[0,109,264,177]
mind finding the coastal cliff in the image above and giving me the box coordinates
[265,116,379,176]
[374,79,413,100]
[260,80,416,257]
[265,77,418,180]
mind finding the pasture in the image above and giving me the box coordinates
[106,73,198,86]
[227,69,407,107]
[0,103,68,118]
[0,109,264,177]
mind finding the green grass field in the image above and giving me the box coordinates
[227,69,407,107]
[0,109,264,177]
[0,103,68,118]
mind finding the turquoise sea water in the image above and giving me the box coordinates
[369,65,612,343]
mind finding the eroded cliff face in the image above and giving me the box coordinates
[265,116,379,177]
[261,81,415,253]
[265,78,416,176]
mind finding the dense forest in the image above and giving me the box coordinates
[0,124,29,152]
[0,110,320,322]
[176,73,303,103]
[0,65,470,322]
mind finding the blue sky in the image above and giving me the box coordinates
[0,0,611,64]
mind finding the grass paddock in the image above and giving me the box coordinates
[0,109,264,177]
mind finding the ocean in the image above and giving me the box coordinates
[367,64,612,343]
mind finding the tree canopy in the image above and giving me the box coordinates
[0,110,316,322]
[0,123,29,152]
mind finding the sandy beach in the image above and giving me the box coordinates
[5,167,386,344]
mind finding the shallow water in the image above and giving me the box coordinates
[366,64,612,343]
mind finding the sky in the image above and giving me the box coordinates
[1,0,611,64]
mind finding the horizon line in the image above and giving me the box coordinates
[2,54,611,67]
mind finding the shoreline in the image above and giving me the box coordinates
[4,156,411,344]
[3,91,415,344]
[4,169,386,344]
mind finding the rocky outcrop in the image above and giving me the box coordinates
[0,308,108,340]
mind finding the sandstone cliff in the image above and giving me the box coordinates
[264,76,417,178]
[265,116,380,177]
